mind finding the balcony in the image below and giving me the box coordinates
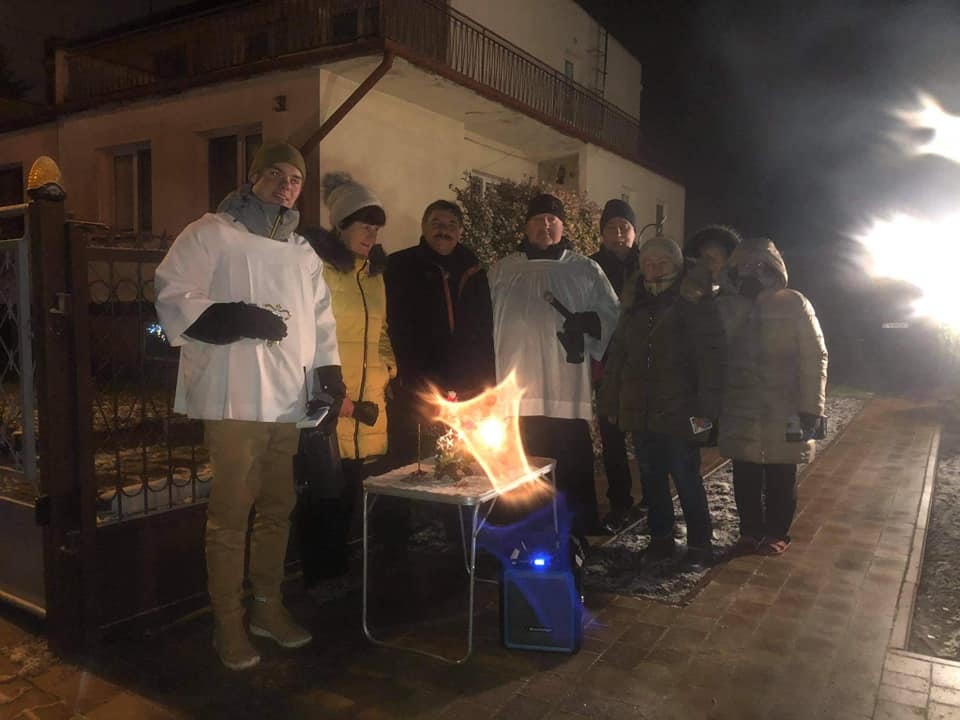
[56,0,642,163]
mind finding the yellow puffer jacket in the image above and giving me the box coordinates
[316,237,396,460]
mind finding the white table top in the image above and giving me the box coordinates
[363,456,556,505]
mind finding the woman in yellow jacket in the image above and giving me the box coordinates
[300,172,396,585]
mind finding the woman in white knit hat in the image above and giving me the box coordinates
[297,172,397,588]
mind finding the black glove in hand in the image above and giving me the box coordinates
[563,311,601,340]
[557,327,586,364]
[184,302,287,344]
[352,400,380,427]
[236,303,288,341]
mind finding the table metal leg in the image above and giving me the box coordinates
[550,468,559,536]
[361,489,375,645]
[362,495,492,665]
[361,459,559,663]
[458,505,470,574]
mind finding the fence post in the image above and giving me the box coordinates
[30,196,97,654]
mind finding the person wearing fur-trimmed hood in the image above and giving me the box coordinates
[717,237,828,557]
[298,172,397,587]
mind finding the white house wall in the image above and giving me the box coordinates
[582,144,685,242]
[313,69,464,251]
[604,37,643,118]
[57,69,323,239]
[450,0,642,117]
[1,62,672,254]
[458,134,538,186]
[47,67,534,253]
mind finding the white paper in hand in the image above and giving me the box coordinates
[296,406,330,429]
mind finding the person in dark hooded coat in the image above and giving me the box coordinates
[684,224,742,287]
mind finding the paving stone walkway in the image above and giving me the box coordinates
[1,395,957,719]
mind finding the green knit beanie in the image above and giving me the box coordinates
[248,142,306,181]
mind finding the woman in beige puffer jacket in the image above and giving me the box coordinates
[717,238,827,556]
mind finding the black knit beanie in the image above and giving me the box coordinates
[526,193,566,222]
[600,199,636,232]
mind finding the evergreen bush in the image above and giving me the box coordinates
[452,174,601,265]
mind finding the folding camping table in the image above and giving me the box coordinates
[361,456,557,664]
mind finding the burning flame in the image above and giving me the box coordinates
[428,371,537,492]
[896,92,960,162]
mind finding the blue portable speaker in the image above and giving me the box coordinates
[500,535,584,653]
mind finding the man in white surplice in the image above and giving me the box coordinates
[488,193,619,539]
[155,142,342,671]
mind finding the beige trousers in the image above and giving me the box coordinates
[204,420,299,620]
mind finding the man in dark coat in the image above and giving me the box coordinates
[589,199,647,533]
[384,199,495,464]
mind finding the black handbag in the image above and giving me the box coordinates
[293,427,345,502]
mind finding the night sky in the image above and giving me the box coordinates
[580,0,960,382]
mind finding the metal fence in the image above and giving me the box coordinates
[77,229,211,524]
[0,203,37,495]
[0,202,43,617]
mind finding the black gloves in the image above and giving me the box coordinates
[557,327,586,364]
[565,311,601,340]
[787,412,826,442]
[184,302,287,344]
[352,401,380,427]
[799,413,826,439]
[556,311,601,364]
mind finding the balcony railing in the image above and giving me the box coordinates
[58,0,642,161]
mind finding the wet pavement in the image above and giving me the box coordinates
[2,396,958,719]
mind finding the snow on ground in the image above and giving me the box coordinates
[911,424,960,660]
[583,392,869,604]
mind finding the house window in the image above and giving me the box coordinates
[564,60,575,81]
[469,170,504,197]
[208,131,262,210]
[113,147,151,234]
[0,164,23,239]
